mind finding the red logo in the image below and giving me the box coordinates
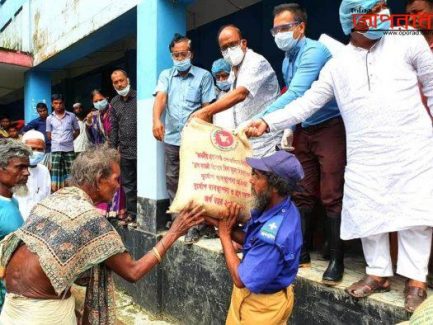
[211,129,237,151]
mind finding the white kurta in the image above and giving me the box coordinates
[14,164,51,220]
[229,49,282,157]
[263,32,433,240]
[213,89,236,129]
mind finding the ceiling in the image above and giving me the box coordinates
[187,0,261,30]
[0,63,28,105]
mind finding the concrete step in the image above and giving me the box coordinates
[72,285,175,325]
[114,228,426,325]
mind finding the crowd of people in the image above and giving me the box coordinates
[0,0,432,324]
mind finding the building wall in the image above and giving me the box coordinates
[0,0,138,65]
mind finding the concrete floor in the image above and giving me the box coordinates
[72,286,174,325]
[194,237,433,311]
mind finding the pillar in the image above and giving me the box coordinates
[24,70,51,123]
[136,0,189,232]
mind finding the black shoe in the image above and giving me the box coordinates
[299,208,313,267]
[184,228,201,245]
[322,215,344,286]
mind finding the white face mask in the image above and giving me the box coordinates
[274,31,297,52]
[116,83,130,97]
[222,45,245,67]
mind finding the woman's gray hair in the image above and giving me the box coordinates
[0,139,32,168]
[70,145,120,189]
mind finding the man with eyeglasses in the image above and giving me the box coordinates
[255,3,346,286]
[152,33,215,244]
[191,25,281,158]
[245,0,433,312]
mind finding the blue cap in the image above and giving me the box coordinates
[246,151,304,183]
[211,58,231,77]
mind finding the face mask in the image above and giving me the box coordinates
[223,46,245,67]
[359,9,391,40]
[274,31,298,52]
[94,99,108,110]
[216,80,231,91]
[30,151,45,166]
[173,58,192,72]
[116,83,130,97]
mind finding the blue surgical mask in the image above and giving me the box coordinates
[359,9,391,40]
[94,99,108,110]
[216,80,231,92]
[173,58,192,72]
[30,151,45,166]
[274,31,297,52]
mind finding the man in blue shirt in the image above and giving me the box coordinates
[152,33,216,243]
[22,102,51,153]
[206,150,303,324]
[0,138,30,309]
[258,3,346,285]
[46,94,80,192]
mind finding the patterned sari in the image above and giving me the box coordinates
[0,187,126,324]
[86,107,126,218]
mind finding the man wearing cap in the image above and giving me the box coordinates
[205,150,303,324]
[211,58,234,129]
[14,130,51,221]
[245,0,433,312]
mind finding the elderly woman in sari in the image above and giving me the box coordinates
[86,89,127,222]
[0,146,204,324]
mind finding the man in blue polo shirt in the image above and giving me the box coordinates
[256,3,346,285]
[206,150,303,324]
[22,102,51,153]
[152,33,216,243]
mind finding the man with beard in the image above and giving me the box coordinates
[0,139,30,309]
[13,130,51,221]
[205,150,303,324]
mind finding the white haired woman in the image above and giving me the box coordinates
[0,146,204,324]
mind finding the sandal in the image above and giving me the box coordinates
[405,285,427,313]
[345,275,391,298]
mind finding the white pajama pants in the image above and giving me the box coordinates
[361,226,432,282]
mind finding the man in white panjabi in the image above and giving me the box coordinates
[13,130,51,220]
[246,0,433,313]
[191,24,281,158]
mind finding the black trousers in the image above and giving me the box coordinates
[120,157,137,217]
[164,143,180,203]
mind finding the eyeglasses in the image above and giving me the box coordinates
[220,40,242,54]
[171,51,191,60]
[270,22,301,36]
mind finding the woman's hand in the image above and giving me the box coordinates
[168,202,205,238]
[218,202,241,237]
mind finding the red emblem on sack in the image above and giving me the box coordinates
[210,129,237,151]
